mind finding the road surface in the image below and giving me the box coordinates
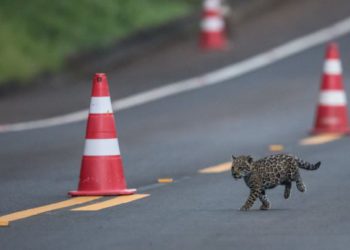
[1,0,350,249]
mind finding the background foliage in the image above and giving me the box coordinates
[0,0,197,84]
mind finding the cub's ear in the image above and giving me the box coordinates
[232,155,236,160]
[247,155,253,163]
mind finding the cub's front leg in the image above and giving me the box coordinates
[240,187,260,211]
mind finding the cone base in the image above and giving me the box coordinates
[311,127,350,135]
[200,42,227,51]
[200,32,227,50]
[68,188,136,196]
[200,43,227,50]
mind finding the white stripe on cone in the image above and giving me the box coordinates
[89,97,113,114]
[84,138,120,156]
[204,0,221,11]
[323,59,342,75]
[201,17,224,32]
[319,90,347,106]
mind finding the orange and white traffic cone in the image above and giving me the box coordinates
[69,73,136,196]
[312,43,350,134]
[199,0,227,50]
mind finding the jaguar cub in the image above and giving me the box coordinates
[231,154,321,211]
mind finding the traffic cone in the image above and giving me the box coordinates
[312,43,350,134]
[199,0,227,50]
[69,73,136,196]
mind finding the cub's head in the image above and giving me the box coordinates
[231,155,253,180]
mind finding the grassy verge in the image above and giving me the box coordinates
[0,0,197,86]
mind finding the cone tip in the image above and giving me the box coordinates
[92,73,110,96]
[326,42,340,59]
[93,73,107,82]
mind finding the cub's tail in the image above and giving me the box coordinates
[296,158,321,170]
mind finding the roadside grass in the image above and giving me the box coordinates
[0,0,196,86]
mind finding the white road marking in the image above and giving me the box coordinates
[2,16,350,133]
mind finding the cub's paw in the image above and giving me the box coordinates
[240,206,249,211]
[260,204,271,210]
[297,183,306,192]
[284,191,290,199]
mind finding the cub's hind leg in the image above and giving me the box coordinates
[259,190,271,210]
[284,182,292,199]
[295,171,306,192]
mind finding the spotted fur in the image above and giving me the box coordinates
[231,154,321,211]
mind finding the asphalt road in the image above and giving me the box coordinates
[1,0,350,249]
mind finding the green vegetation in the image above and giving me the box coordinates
[0,0,196,85]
